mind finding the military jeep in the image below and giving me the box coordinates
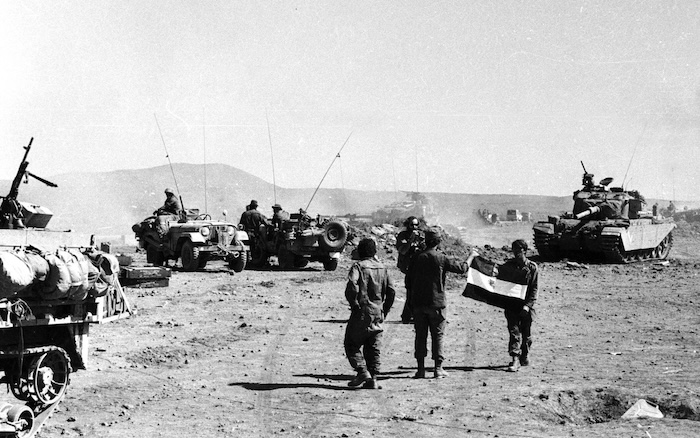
[132,209,249,272]
[251,212,347,271]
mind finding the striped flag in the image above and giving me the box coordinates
[462,256,528,309]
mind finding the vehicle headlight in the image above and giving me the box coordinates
[199,226,211,237]
[227,225,236,235]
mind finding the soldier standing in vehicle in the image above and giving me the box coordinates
[154,188,182,216]
[396,216,425,323]
[271,204,290,230]
[503,239,539,372]
[344,238,395,389]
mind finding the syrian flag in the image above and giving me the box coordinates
[462,256,528,309]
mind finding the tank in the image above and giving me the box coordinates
[532,164,676,263]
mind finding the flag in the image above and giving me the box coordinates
[462,256,528,309]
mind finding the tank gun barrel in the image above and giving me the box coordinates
[575,205,601,219]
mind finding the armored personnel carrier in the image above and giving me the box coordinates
[533,164,675,263]
[0,138,131,437]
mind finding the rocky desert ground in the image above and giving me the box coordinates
[22,221,700,438]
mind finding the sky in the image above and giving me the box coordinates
[1,0,699,201]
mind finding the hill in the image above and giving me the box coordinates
[0,163,684,240]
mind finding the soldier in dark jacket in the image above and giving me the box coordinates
[344,238,396,389]
[406,228,466,379]
[503,239,539,372]
[154,188,182,216]
[396,216,425,323]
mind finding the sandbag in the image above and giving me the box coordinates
[0,251,34,298]
[55,250,87,301]
[86,251,120,297]
[67,249,90,301]
[40,253,72,300]
[22,252,50,282]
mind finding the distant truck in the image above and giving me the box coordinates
[506,209,523,222]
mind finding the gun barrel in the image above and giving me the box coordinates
[575,205,601,219]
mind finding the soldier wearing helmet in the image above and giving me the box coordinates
[154,188,182,216]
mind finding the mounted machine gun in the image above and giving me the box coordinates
[0,138,57,229]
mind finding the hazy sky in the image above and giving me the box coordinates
[1,1,698,200]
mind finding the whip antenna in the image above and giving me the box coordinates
[266,109,277,204]
[622,119,649,188]
[203,108,208,214]
[154,113,181,196]
[305,131,352,212]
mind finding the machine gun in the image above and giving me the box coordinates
[0,138,57,229]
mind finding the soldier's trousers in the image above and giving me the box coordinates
[413,307,446,362]
[344,322,383,376]
[505,308,534,358]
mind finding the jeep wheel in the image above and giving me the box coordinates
[322,258,339,271]
[198,254,210,269]
[278,245,295,270]
[250,244,267,267]
[146,244,164,266]
[229,252,247,272]
[294,255,308,268]
[180,241,201,271]
[320,221,347,251]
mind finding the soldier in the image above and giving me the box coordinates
[395,216,425,323]
[503,239,539,372]
[239,200,269,257]
[271,204,290,230]
[406,228,466,379]
[344,238,395,389]
[154,188,182,216]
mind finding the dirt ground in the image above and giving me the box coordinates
[27,222,700,437]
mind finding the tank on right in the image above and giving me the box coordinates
[532,165,676,263]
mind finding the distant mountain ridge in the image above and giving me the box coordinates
[0,163,679,238]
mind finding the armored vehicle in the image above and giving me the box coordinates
[533,164,675,263]
[251,211,347,271]
[0,138,131,436]
[132,210,249,272]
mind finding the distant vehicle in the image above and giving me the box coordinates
[532,163,675,263]
[132,209,249,272]
[506,209,523,222]
[251,211,348,271]
[371,192,438,225]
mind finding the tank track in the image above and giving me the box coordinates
[601,233,673,263]
[533,231,559,261]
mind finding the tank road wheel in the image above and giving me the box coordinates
[278,246,295,270]
[6,404,34,437]
[27,350,70,405]
[229,252,247,272]
[8,369,32,402]
[322,258,339,271]
[180,241,201,271]
[146,244,164,266]
[654,233,673,260]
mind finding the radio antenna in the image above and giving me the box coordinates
[154,113,185,211]
[266,109,277,204]
[622,119,649,188]
[203,108,208,213]
[305,131,352,212]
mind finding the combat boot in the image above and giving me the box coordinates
[520,355,530,367]
[413,358,426,379]
[362,377,381,389]
[434,361,448,379]
[348,370,371,387]
[507,356,521,372]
